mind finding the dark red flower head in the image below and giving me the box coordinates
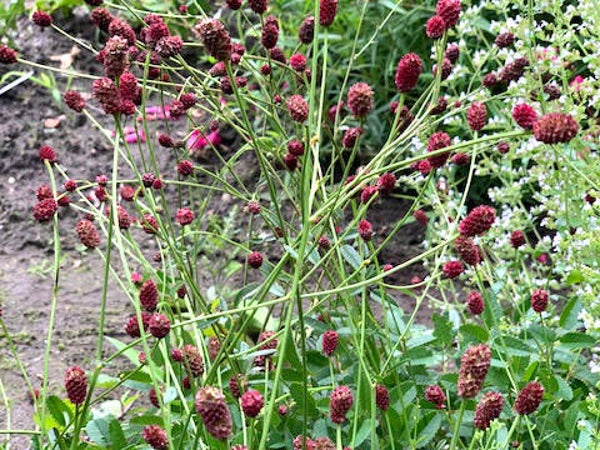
[139,279,158,312]
[474,391,504,429]
[426,131,451,168]
[287,95,309,122]
[183,344,205,377]
[248,251,264,268]
[299,16,315,44]
[76,219,101,248]
[531,289,548,312]
[442,260,464,278]
[425,384,446,408]
[458,205,496,236]
[149,313,170,338]
[32,11,53,27]
[375,384,390,410]
[533,112,579,144]
[0,44,18,64]
[64,366,88,405]
[495,32,515,48]
[426,15,446,39]
[436,0,461,29]
[63,90,86,112]
[467,102,487,131]
[395,53,422,92]
[249,0,268,14]
[261,17,279,49]
[329,385,353,423]
[510,230,526,248]
[377,173,396,195]
[39,145,57,163]
[514,382,544,415]
[194,19,232,61]
[290,53,307,72]
[241,389,264,417]
[466,290,484,315]
[322,330,339,356]
[319,0,338,26]
[176,207,195,226]
[445,44,460,63]
[358,219,373,241]
[347,82,374,118]
[454,236,481,266]
[195,387,232,439]
[512,103,538,130]
[457,344,491,398]
[342,127,362,149]
[142,425,168,450]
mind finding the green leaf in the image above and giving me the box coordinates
[558,332,596,349]
[552,375,574,402]
[459,324,489,342]
[354,418,373,447]
[108,418,127,449]
[85,418,110,447]
[340,245,362,270]
[559,297,583,331]
[105,336,142,366]
[416,413,442,448]
[289,383,317,417]
[566,269,585,285]
[46,395,73,428]
[498,336,532,357]
[432,314,453,346]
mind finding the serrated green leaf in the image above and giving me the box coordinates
[432,314,452,346]
[340,245,362,270]
[559,332,596,349]
[355,418,373,447]
[459,324,488,342]
[46,395,73,428]
[559,297,583,331]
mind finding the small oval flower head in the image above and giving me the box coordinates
[436,0,461,29]
[247,251,264,269]
[176,207,195,226]
[63,90,86,112]
[182,344,205,377]
[377,173,396,195]
[298,16,315,44]
[33,198,58,222]
[445,43,460,63]
[149,313,170,338]
[457,344,491,398]
[347,82,374,118]
[360,185,377,204]
[531,289,548,313]
[358,219,373,241]
[474,391,504,430]
[76,219,101,249]
[226,0,242,9]
[495,32,515,48]
[194,19,232,61]
[533,112,579,144]
[287,95,309,122]
[426,131,451,168]
[425,384,446,408]
[124,312,151,338]
[64,366,88,405]
[32,11,53,27]
[375,384,390,410]
[293,435,316,450]
[319,0,338,26]
[442,260,464,279]
[0,44,18,64]
[329,385,353,423]
[454,236,480,266]
[39,145,57,163]
[395,53,422,92]
[195,386,233,439]
[249,0,268,14]
[241,389,264,418]
[514,382,544,415]
[413,209,428,226]
[142,425,168,450]
[342,127,362,148]
[458,205,496,236]
[467,102,487,131]
[512,103,538,130]
[139,279,158,312]
[510,230,526,248]
[497,141,510,154]
[426,15,446,39]
[287,140,305,156]
[290,53,307,71]
[229,374,247,398]
[322,330,339,356]
[261,17,279,49]
[466,291,484,315]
